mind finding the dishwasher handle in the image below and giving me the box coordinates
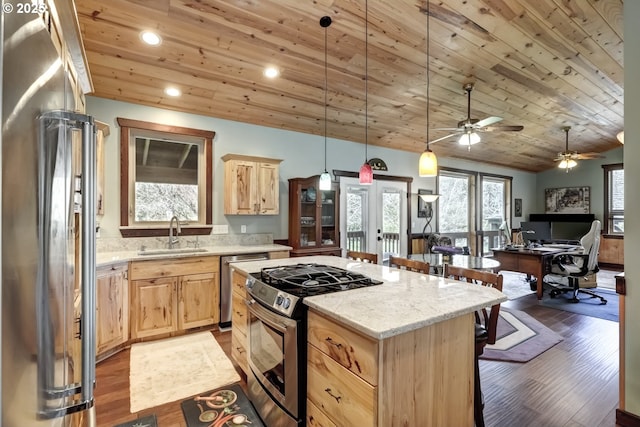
[223,253,270,265]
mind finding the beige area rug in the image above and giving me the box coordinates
[129,332,240,413]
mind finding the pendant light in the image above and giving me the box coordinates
[318,16,333,191]
[418,0,438,177]
[359,0,373,185]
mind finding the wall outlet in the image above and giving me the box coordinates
[212,224,229,234]
[241,225,247,233]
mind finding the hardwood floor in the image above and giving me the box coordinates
[95,302,620,427]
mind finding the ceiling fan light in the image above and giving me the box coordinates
[558,159,577,169]
[617,131,624,144]
[418,149,438,177]
[319,171,332,190]
[458,132,481,145]
[359,162,373,185]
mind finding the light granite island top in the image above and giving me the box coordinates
[230,255,507,339]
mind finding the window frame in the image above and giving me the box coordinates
[118,118,214,237]
[603,162,624,236]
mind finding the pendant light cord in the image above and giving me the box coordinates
[365,0,368,162]
[324,19,328,171]
[426,0,430,151]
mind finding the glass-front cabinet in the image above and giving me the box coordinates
[288,176,341,256]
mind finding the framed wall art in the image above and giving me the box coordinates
[514,198,522,217]
[545,186,590,214]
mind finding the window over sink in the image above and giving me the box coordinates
[118,118,214,237]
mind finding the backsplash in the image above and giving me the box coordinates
[97,233,274,253]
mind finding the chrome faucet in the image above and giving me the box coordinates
[168,215,181,249]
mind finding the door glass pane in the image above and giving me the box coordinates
[482,178,506,253]
[611,169,624,210]
[381,189,401,258]
[346,187,369,252]
[439,174,469,242]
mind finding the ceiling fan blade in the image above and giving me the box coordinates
[429,132,462,145]
[431,127,462,131]
[481,125,524,132]
[575,152,605,159]
[474,116,503,128]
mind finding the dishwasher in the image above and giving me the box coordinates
[220,253,270,329]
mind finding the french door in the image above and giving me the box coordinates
[339,177,407,263]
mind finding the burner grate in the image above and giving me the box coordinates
[260,263,380,288]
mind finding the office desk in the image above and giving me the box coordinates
[409,253,501,273]
[491,247,564,299]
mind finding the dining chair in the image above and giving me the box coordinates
[388,256,430,274]
[346,250,378,264]
[443,264,503,427]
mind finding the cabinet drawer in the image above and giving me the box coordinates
[231,327,248,374]
[130,256,216,280]
[307,399,337,427]
[307,310,378,385]
[307,345,376,427]
[232,272,247,295]
[232,290,248,336]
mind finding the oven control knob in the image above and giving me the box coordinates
[276,295,284,306]
[246,277,255,289]
[282,298,291,309]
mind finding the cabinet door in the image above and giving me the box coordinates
[130,277,177,339]
[257,161,279,214]
[225,159,258,214]
[96,265,128,355]
[178,272,218,330]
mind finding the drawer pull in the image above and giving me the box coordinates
[325,337,343,349]
[324,388,342,403]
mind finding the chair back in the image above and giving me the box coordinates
[388,256,430,274]
[346,250,378,264]
[580,220,601,272]
[444,265,503,345]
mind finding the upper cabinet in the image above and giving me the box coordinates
[288,176,341,257]
[223,154,282,215]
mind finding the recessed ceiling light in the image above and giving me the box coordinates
[140,30,162,46]
[164,87,181,97]
[263,66,280,78]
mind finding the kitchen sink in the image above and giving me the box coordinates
[137,247,208,256]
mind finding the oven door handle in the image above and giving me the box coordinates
[246,299,295,333]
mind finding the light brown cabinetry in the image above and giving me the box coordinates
[129,256,219,339]
[230,269,250,374]
[96,263,129,358]
[222,154,282,215]
[599,235,624,266]
[288,176,341,257]
[306,309,474,426]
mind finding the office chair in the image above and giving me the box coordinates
[444,265,503,427]
[545,220,606,304]
[388,256,430,274]
[346,250,378,264]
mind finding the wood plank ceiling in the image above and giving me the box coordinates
[75,0,624,173]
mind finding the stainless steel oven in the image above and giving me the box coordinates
[244,263,382,427]
[246,299,303,427]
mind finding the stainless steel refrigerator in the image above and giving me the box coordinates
[2,10,97,427]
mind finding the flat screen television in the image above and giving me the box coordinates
[520,221,552,243]
[551,221,592,243]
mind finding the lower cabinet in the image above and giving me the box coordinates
[230,269,249,374]
[129,256,220,339]
[306,309,475,426]
[599,235,624,266]
[96,262,129,358]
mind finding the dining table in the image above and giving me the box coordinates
[409,253,501,274]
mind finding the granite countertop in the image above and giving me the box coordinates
[96,243,292,267]
[230,255,507,340]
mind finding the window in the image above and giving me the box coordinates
[603,163,624,234]
[438,168,512,255]
[118,118,214,237]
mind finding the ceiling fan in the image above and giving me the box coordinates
[431,83,524,149]
[555,126,604,171]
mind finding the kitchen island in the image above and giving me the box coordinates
[231,255,507,427]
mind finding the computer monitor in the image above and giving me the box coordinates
[520,221,552,243]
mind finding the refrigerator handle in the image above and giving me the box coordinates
[80,116,97,406]
[36,111,97,419]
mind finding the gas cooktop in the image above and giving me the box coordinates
[246,263,382,317]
